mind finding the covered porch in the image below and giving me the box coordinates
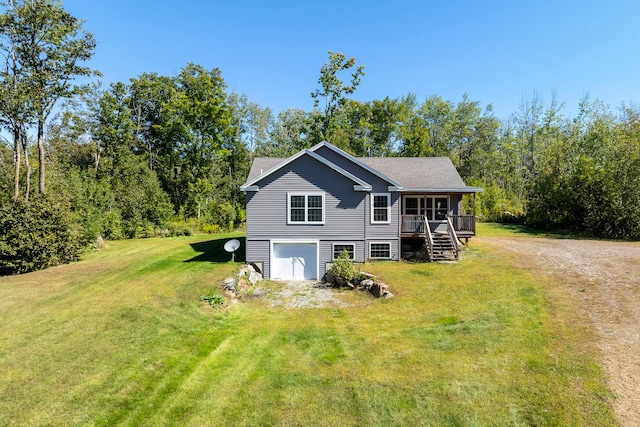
[399,192,478,261]
[399,193,477,239]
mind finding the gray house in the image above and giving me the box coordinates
[241,141,481,280]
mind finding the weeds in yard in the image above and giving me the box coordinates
[199,292,225,309]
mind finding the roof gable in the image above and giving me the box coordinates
[308,142,404,189]
[242,141,482,193]
[241,148,372,192]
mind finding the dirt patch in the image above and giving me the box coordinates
[477,236,640,427]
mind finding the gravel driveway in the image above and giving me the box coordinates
[476,236,640,427]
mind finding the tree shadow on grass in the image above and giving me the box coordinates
[490,223,579,239]
[185,237,246,263]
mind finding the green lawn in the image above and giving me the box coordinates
[0,230,615,426]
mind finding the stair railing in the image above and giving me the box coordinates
[446,216,461,259]
[424,217,434,261]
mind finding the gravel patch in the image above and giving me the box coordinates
[268,280,346,308]
[477,236,640,427]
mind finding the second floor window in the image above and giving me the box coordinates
[288,193,324,224]
[371,193,391,224]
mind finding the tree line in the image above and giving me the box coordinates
[1,1,639,274]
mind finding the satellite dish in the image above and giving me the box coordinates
[223,239,241,262]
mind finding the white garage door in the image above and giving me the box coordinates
[272,242,317,280]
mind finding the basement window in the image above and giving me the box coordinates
[333,244,355,260]
[369,242,391,259]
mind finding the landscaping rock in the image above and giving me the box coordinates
[358,279,374,292]
[248,270,262,284]
[222,277,236,291]
[370,282,389,298]
[237,264,255,277]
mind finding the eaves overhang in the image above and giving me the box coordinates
[399,187,484,193]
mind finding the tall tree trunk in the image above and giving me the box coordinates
[37,116,45,194]
[12,124,21,202]
[21,128,31,201]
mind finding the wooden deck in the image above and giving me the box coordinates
[401,214,476,238]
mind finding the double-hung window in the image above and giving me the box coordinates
[288,193,324,224]
[369,242,391,259]
[371,193,391,224]
[333,243,355,260]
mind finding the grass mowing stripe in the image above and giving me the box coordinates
[0,231,616,426]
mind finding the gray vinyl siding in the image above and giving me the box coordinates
[366,192,400,240]
[246,155,371,279]
[314,145,394,193]
[246,239,270,277]
[313,145,400,241]
[450,194,462,215]
[246,155,366,240]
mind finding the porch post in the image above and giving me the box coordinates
[473,192,476,217]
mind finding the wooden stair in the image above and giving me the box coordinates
[428,232,458,261]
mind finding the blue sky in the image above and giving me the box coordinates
[63,0,640,120]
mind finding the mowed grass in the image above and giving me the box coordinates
[0,231,615,426]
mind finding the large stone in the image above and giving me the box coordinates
[358,279,374,292]
[222,277,236,291]
[248,270,262,284]
[237,264,255,277]
[370,282,389,298]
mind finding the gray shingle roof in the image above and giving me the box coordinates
[359,157,469,190]
[246,158,285,182]
[244,147,480,192]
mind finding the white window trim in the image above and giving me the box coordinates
[371,193,391,224]
[427,195,450,221]
[368,241,392,260]
[287,192,325,225]
[332,243,356,260]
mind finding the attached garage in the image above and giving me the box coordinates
[271,241,318,280]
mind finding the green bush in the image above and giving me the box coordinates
[0,197,82,275]
[328,250,357,284]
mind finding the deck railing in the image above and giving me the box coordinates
[401,215,426,234]
[401,214,476,235]
[449,214,476,234]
